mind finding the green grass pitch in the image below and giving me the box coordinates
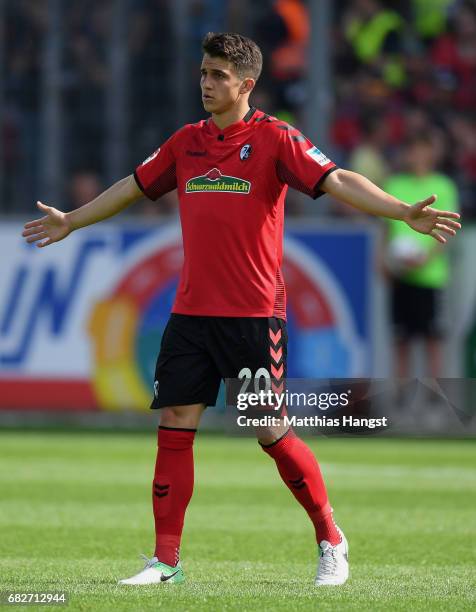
[1,432,475,611]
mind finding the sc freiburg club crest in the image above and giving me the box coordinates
[240,144,252,161]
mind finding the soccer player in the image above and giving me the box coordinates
[22,33,461,587]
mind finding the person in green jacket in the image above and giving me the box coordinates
[384,134,459,379]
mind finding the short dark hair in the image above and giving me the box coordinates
[202,32,263,81]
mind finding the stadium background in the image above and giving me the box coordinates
[1,0,475,430]
[0,2,475,611]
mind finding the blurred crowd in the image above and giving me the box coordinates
[330,0,475,220]
[1,0,475,217]
[253,0,475,218]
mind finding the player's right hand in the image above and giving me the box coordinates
[22,201,72,248]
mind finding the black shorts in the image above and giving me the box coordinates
[151,314,287,409]
[391,280,443,339]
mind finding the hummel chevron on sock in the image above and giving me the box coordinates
[260,429,341,546]
[153,426,196,566]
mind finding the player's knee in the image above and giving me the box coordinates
[256,423,289,446]
[159,404,204,429]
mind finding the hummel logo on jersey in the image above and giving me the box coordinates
[306,146,331,166]
[141,148,160,165]
[240,144,252,161]
[185,168,251,194]
[186,150,207,156]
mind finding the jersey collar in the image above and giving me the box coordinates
[207,106,257,138]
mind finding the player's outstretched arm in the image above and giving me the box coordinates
[22,174,142,248]
[322,169,461,243]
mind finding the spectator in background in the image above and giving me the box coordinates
[343,0,406,88]
[64,2,109,175]
[68,168,178,216]
[69,170,102,211]
[331,68,398,164]
[348,114,390,187]
[1,0,473,220]
[332,112,391,217]
[411,0,452,43]
[431,1,476,111]
[446,113,476,219]
[3,0,47,211]
[382,134,459,379]
[255,0,309,114]
[127,0,174,158]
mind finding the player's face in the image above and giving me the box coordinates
[200,54,250,114]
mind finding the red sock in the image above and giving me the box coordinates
[261,429,341,545]
[153,426,195,566]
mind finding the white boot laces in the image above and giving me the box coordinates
[319,544,338,576]
[139,554,157,569]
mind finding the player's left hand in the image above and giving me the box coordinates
[404,194,461,244]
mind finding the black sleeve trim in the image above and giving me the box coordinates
[133,169,148,198]
[312,166,339,199]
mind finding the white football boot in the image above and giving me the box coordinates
[119,555,185,585]
[315,527,349,586]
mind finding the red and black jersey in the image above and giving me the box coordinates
[134,107,337,319]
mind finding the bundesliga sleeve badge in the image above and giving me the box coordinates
[306,146,331,166]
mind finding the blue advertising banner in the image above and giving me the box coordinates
[0,220,375,411]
